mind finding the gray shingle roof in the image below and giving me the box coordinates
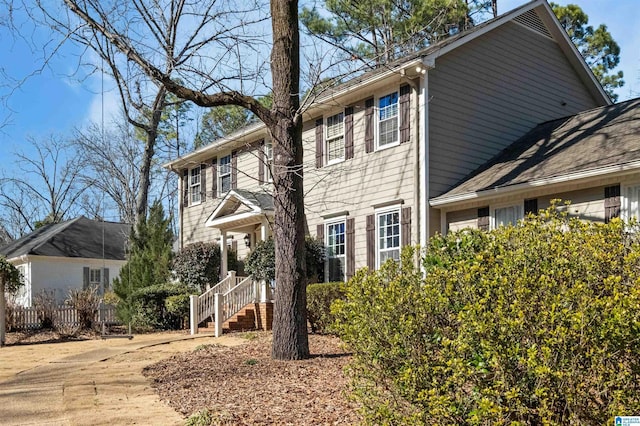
[0,216,131,261]
[433,98,640,202]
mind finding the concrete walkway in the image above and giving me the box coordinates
[0,332,247,425]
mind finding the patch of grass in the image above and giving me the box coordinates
[185,409,212,426]
[193,343,218,352]
[241,332,258,340]
[244,358,258,366]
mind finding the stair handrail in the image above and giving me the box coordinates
[220,275,255,326]
[194,271,245,328]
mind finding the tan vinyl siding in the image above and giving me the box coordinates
[428,21,603,198]
[180,143,268,254]
[447,208,478,232]
[302,80,417,272]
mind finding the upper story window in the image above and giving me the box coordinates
[326,112,345,164]
[377,208,401,267]
[219,154,231,195]
[265,142,273,183]
[189,167,201,204]
[378,92,399,149]
[325,220,346,282]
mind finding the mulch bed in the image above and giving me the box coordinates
[142,332,361,425]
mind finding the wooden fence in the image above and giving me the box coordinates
[8,303,119,331]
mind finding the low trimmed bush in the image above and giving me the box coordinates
[125,283,195,331]
[334,205,640,424]
[306,282,345,334]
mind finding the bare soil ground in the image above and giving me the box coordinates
[143,332,361,425]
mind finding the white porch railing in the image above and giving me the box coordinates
[190,271,259,337]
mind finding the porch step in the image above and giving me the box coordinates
[223,305,257,332]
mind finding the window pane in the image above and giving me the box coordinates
[220,175,231,193]
[326,221,346,281]
[495,206,520,227]
[377,210,400,267]
[627,185,640,219]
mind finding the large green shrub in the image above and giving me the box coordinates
[128,282,195,331]
[245,236,325,282]
[172,242,221,292]
[334,206,640,425]
[307,282,345,334]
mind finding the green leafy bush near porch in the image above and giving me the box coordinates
[244,236,325,282]
[128,282,195,331]
[172,242,221,292]
[334,206,640,425]
[306,282,345,334]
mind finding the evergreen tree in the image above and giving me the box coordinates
[552,2,624,101]
[112,200,174,323]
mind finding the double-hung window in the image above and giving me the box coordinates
[326,112,345,164]
[265,142,273,183]
[493,204,523,228]
[378,92,399,149]
[218,154,231,195]
[623,184,640,221]
[377,208,401,267]
[89,268,102,289]
[326,220,346,282]
[189,167,201,204]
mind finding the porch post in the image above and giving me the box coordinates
[214,293,223,337]
[261,218,269,241]
[189,295,198,335]
[220,230,228,279]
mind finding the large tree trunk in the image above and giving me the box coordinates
[269,0,308,360]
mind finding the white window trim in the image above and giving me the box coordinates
[218,154,232,196]
[189,167,202,206]
[325,112,345,166]
[264,141,274,183]
[325,216,347,282]
[375,205,402,269]
[375,91,400,152]
[621,182,640,222]
[490,202,524,229]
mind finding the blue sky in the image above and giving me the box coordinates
[0,0,637,173]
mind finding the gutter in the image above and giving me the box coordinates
[430,160,640,208]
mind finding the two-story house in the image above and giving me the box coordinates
[166,0,613,294]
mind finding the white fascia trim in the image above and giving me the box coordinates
[430,160,640,208]
[205,211,264,228]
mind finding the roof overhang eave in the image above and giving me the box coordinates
[430,160,640,209]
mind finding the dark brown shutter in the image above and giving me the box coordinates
[477,207,490,231]
[366,214,375,269]
[231,150,238,189]
[258,140,265,184]
[401,206,411,246]
[524,198,538,216]
[182,170,189,207]
[211,158,218,199]
[346,218,355,279]
[316,224,324,244]
[103,268,109,291]
[400,84,411,143]
[605,185,621,223]
[231,240,238,253]
[365,98,374,153]
[315,118,323,168]
[345,107,354,160]
[83,267,90,289]
[200,163,207,201]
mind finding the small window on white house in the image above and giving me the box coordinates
[265,142,273,183]
[377,208,401,267]
[218,154,232,195]
[89,268,102,288]
[378,92,399,149]
[493,204,523,228]
[326,112,345,164]
[325,220,346,282]
[189,167,201,204]
[624,184,640,221]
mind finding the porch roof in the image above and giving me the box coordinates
[205,189,274,231]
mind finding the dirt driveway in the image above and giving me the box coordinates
[0,332,247,425]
